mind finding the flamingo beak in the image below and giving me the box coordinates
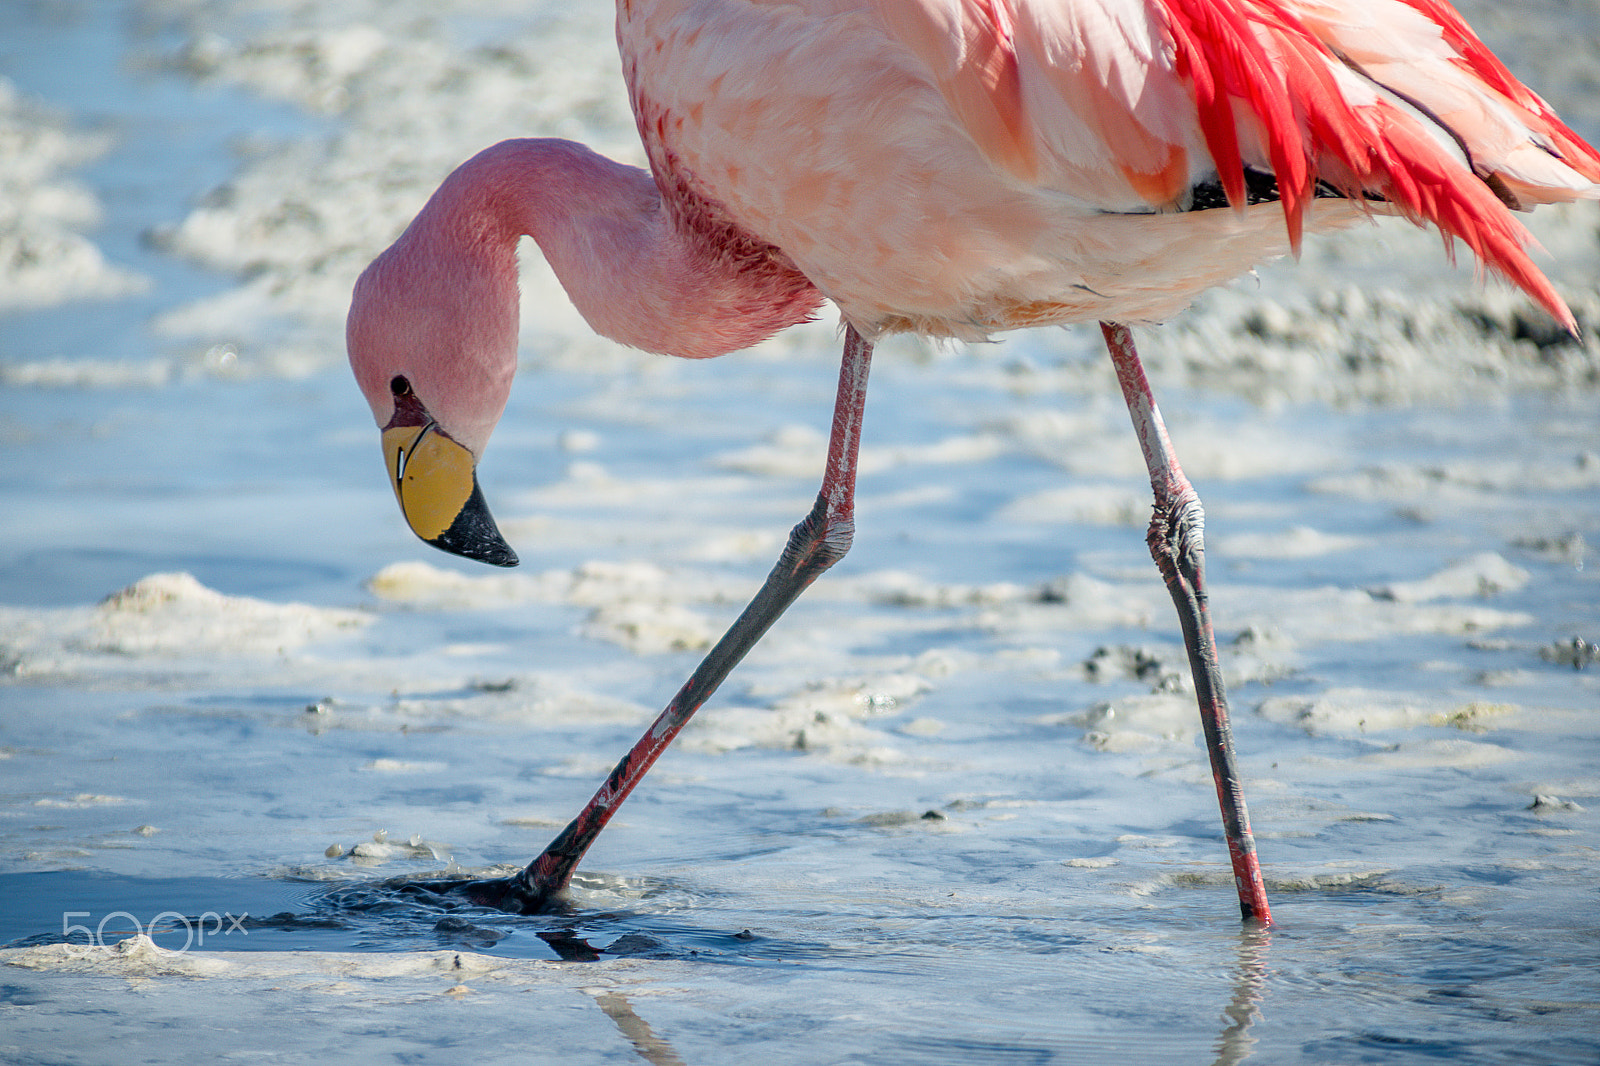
[381,422,519,567]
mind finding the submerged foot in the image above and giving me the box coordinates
[407,873,569,915]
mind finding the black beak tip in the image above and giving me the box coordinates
[430,528,519,568]
[452,538,519,568]
[428,480,519,568]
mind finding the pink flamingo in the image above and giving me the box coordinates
[346,0,1600,924]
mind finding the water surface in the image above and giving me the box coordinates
[2,1,1598,1063]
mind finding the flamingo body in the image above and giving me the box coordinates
[619,0,1596,339]
[346,0,1599,920]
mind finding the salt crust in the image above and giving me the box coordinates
[1369,552,1530,603]
[0,77,149,311]
[0,571,368,679]
[1258,686,1523,739]
[0,933,555,982]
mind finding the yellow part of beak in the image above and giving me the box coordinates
[379,422,519,567]
[383,422,473,542]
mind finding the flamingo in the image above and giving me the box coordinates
[346,0,1600,924]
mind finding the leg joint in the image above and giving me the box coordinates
[1147,490,1206,586]
[780,492,854,581]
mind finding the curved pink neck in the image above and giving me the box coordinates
[425,138,821,360]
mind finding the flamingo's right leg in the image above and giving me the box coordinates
[1100,321,1272,926]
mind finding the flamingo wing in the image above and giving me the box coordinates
[871,0,1600,328]
[622,0,1597,334]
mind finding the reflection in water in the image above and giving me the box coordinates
[1211,924,1272,1066]
[538,929,602,961]
[537,926,687,1064]
[593,991,688,1066]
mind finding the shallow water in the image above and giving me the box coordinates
[2,1,1599,1063]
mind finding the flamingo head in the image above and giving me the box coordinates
[346,221,521,568]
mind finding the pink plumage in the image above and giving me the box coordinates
[347,0,1598,921]
[619,0,1597,339]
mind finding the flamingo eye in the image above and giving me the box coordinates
[390,375,412,397]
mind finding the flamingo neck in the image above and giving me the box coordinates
[431,138,821,360]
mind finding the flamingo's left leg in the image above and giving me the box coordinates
[460,326,875,913]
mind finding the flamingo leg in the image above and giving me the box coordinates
[1100,321,1272,925]
[469,326,875,913]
